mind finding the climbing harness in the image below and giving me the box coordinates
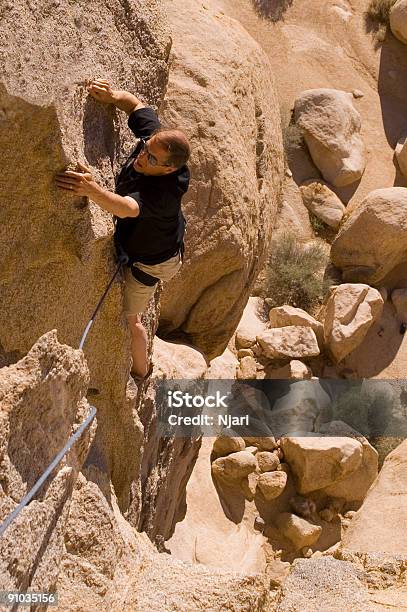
[0,250,129,537]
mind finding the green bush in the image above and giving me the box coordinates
[262,232,331,312]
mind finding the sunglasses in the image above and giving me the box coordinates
[139,137,172,167]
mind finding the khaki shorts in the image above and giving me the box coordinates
[123,252,182,315]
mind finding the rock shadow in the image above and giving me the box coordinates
[211,473,246,524]
[374,27,407,180]
[251,0,294,21]
[83,96,119,167]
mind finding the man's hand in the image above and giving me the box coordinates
[55,161,100,198]
[87,78,145,114]
[87,79,117,104]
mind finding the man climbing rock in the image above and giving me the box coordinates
[56,79,191,381]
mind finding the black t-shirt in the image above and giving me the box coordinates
[114,107,190,265]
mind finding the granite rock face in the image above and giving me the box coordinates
[0,0,170,516]
[159,0,284,359]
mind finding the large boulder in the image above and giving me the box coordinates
[280,434,363,495]
[0,0,170,518]
[268,305,324,347]
[331,188,407,284]
[294,89,366,187]
[323,284,384,362]
[340,439,407,556]
[318,421,378,502]
[257,327,320,360]
[159,0,284,359]
[300,179,345,229]
[390,0,407,44]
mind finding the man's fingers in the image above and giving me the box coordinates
[76,161,91,173]
[61,170,86,178]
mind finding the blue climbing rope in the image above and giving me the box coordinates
[0,406,97,537]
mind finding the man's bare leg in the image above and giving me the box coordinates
[127,313,148,378]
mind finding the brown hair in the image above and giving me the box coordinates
[153,127,191,169]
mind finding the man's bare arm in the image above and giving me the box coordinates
[87,79,145,115]
[55,162,140,218]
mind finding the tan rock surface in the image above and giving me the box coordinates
[257,326,320,360]
[257,471,288,500]
[212,450,258,482]
[275,512,322,549]
[391,288,407,322]
[331,189,407,285]
[294,88,366,187]
[0,331,93,595]
[277,557,371,611]
[319,421,378,502]
[390,0,407,44]
[281,434,363,495]
[257,451,280,472]
[268,305,324,347]
[237,355,258,379]
[323,283,384,362]
[0,0,169,517]
[205,347,239,379]
[213,434,246,457]
[266,359,313,380]
[395,130,407,177]
[152,336,207,379]
[340,439,407,556]
[159,0,284,359]
[235,297,268,349]
[300,179,345,229]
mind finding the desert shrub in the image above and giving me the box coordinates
[282,122,305,163]
[366,0,396,26]
[261,232,331,311]
[365,0,397,41]
[252,0,294,22]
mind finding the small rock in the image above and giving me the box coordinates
[257,451,280,472]
[285,168,293,178]
[257,471,287,500]
[237,348,254,358]
[302,547,313,558]
[276,513,322,549]
[300,180,345,230]
[213,433,246,456]
[257,327,320,360]
[240,472,258,501]
[344,510,356,520]
[244,436,277,451]
[352,89,364,99]
[212,450,257,482]
[266,360,312,380]
[236,355,258,379]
